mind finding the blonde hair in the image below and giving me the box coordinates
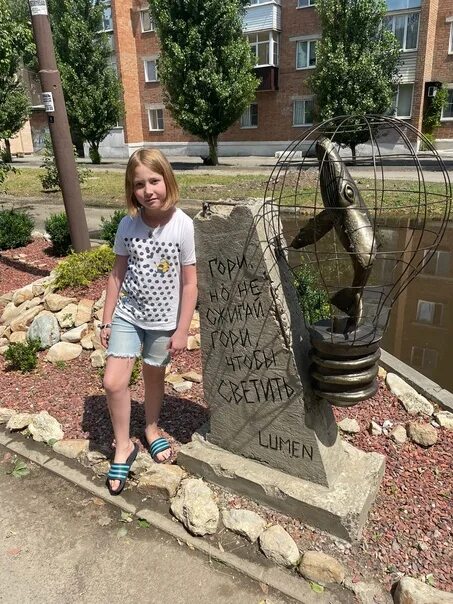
[125,149,179,215]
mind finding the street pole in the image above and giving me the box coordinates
[28,0,91,252]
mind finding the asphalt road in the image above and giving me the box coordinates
[0,447,294,604]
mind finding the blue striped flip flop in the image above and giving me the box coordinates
[148,437,172,463]
[106,442,139,496]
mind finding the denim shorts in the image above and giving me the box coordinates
[106,314,173,366]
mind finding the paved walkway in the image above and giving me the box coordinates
[0,446,294,604]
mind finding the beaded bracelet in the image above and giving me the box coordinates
[99,323,112,330]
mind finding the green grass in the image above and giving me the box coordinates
[2,167,450,218]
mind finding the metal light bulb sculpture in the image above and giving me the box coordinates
[264,115,451,407]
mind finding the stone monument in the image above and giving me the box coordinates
[178,200,385,541]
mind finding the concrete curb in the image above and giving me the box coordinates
[0,428,350,604]
[380,350,453,413]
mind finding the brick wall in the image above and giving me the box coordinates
[432,0,453,139]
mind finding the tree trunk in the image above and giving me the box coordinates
[3,140,12,163]
[206,135,218,166]
[350,143,357,165]
[89,144,101,164]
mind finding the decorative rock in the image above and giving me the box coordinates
[259,525,300,567]
[28,312,61,349]
[337,418,360,434]
[181,370,202,383]
[130,452,156,476]
[222,508,266,543]
[29,411,64,443]
[172,380,193,393]
[93,290,106,311]
[369,420,383,436]
[187,334,201,350]
[386,373,434,416]
[46,342,82,363]
[44,294,77,312]
[12,286,34,306]
[390,425,407,445]
[0,325,7,338]
[165,373,185,385]
[407,422,437,448]
[91,333,104,351]
[137,464,185,498]
[75,299,94,326]
[61,323,89,343]
[0,408,16,424]
[80,332,95,349]
[1,300,29,324]
[170,478,219,536]
[6,412,35,431]
[378,366,387,380]
[299,550,345,584]
[10,305,43,332]
[344,579,392,604]
[0,291,14,305]
[434,410,453,430]
[90,349,106,368]
[53,439,89,459]
[393,576,453,604]
[9,331,27,344]
[55,303,78,328]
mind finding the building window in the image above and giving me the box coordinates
[422,250,451,277]
[390,83,413,118]
[296,40,317,69]
[411,346,438,371]
[293,99,314,126]
[140,9,154,32]
[144,59,158,82]
[148,108,164,131]
[240,104,258,128]
[297,0,316,6]
[387,0,421,9]
[249,0,272,4]
[449,23,453,54]
[442,88,453,119]
[383,12,419,51]
[100,2,113,32]
[416,300,444,326]
[247,31,279,67]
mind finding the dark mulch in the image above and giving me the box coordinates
[1,239,452,594]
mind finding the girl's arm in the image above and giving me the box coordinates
[169,264,198,354]
[100,254,128,348]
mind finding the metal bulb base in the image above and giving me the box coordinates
[308,320,383,407]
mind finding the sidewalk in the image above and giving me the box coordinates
[0,444,293,604]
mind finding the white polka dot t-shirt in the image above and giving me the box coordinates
[113,208,195,330]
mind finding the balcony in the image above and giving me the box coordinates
[243,1,281,33]
[255,66,279,91]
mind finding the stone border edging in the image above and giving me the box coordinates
[0,428,345,604]
[380,350,453,413]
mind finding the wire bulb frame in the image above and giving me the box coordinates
[263,115,452,406]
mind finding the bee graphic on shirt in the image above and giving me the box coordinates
[155,258,171,275]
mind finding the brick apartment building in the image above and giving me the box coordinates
[16,0,453,157]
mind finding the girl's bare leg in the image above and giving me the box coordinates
[142,363,170,462]
[103,356,136,490]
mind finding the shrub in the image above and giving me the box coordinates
[45,212,72,256]
[293,265,331,325]
[39,136,92,191]
[53,244,115,289]
[4,338,41,373]
[100,209,127,247]
[0,208,34,250]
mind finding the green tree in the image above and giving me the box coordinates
[311,0,401,161]
[47,0,123,163]
[0,0,31,162]
[149,0,259,165]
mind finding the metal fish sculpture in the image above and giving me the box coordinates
[290,137,378,331]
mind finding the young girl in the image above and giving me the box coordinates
[100,149,197,496]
